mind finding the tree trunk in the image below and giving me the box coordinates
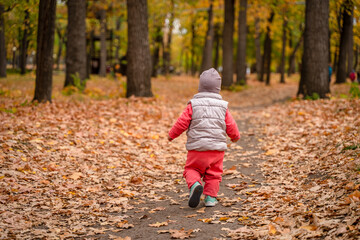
[163,0,174,75]
[236,0,247,85]
[287,33,303,76]
[151,25,163,77]
[333,44,338,73]
[213,23,221,70]
[185,51,189,74]
[20,1,30,75]
[336,0,354,84]
[263,11,274,85]
[55,26,64,70]
[280,16,287,83]
[191,20,196,76]
[65,0,87,87]
[222,0,235,87]
[33,0,57,103]
[87,30,95,78]
[99,9,107,77]
[115,17,122,64]
[354,45,359,70]
[254,18,261,80]
[200,0,214,73]
[347,13,354,74]
[298,0,329,98]
[126,0,152,97]
[0,4,6,78]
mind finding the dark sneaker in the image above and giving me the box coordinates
[188,182,203,208]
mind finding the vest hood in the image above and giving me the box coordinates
[199,68,222,94]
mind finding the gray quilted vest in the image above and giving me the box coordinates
[186,92,228,151]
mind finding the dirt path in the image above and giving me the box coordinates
[108,110,266,240]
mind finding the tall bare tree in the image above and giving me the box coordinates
[222,0,235,87]
[33,0,57,103]
[64,0,87,87]
[163,0,174,75]
[0,4,6,78]
[19,0,30,75]
[260,11,274,85]
[279,14,287,83]
[213,23,221,70]
[298,0,329,98]
[254,18,261,80]
[99,9,107,77]
[151,25,163,77]
[200,0,214,73]
[126,0,152,97]
[236,0,247,85]
[336,0,354,84]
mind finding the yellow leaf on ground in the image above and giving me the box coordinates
[149,222,168,228]
[265,149,278,156]
[300,225,317,231]
[268,224,277,235]
[196,207,206,213]
[69,172,83,180]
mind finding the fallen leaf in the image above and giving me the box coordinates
[300,225,317,231]
[268,224,277,235]
[149,222,168,228]
[196,207,206,213]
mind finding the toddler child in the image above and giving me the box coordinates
[168,68,240,208]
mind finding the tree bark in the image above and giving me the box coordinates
[254,18,261,81]
[280,16,287,83]
[20,1,30,75]
[163,0,174,75]
[236,0,247,85]
[347,9,354,74]
[298,0,329,98]
[151,25,163,77]
[99,9,107,77]
[354,45,359,71]
[55,26,64,70]
[200,0,214,73]
[126,0,152,97]
[115,17,122,64]
[333,44,338,73]
[33,0,57,103]
[0,4,6,78]
[65,0,87,87]
[287,32,303,76]
[336,0,354,84]
[213,23,221,70]
[222,0,235,87]
[262,11,274,85]
[191,20,196,76]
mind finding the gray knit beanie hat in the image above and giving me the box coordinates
[198,68,221,93]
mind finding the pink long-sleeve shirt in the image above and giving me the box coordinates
[169,103,240,142]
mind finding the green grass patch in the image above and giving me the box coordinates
[228,84,248,92]
[305,92,320,100]
[349,83,360,99]
[0,107,17,114]
[342,144,360,151]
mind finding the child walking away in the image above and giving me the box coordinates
[168,68,240,208]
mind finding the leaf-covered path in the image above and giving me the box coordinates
[110,109,265,240]
[1,75,359,239]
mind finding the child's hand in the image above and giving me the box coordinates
[231,138,239,143]
[168,136,173,142]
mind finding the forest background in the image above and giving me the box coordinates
[1,0,359,97]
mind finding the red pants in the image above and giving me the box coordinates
[183,150,224,197]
